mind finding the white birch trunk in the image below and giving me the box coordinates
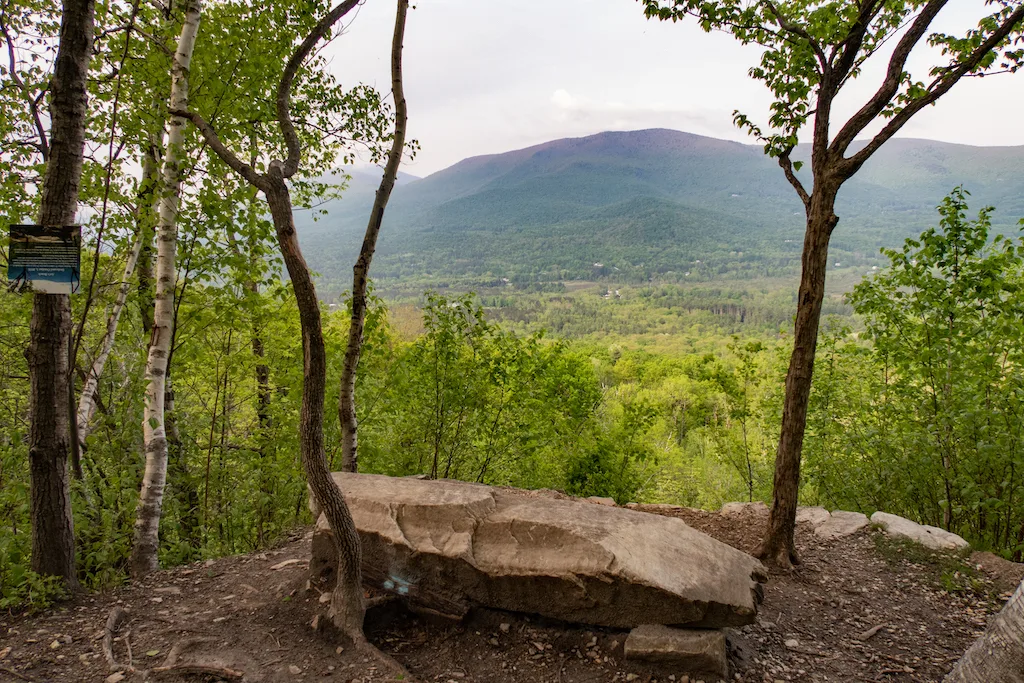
[76,231,144,447]
[130,0,202,577]
[945,579,1024,682]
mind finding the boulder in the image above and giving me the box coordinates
[585,496,617,507]
[870,512,969,551]
[624,625,727,677]
[312,473,767,629]
[796,506,831,527]
[813,510,869,540]
[721,501,768,517]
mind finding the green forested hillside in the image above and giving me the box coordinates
[300,129,1024,294]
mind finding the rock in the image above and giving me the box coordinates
[720,501,768,516]
[870,511,969,551]
[795,507,831,527]
[624,624,728,678]
[270,558,303,570]
[813,510,869,539]
[783,638,799,649]
[585,496,617,506]
[312,473,767,629]
[288,664,301,675]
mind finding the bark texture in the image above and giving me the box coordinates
[26,0,96,587]
[265,176,365,635]
[339,0,409,474]
[944,580,1024,682]
[131,0,202,578]
[760,190,838,568]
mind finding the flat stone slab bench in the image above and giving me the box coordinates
[311,473,767,629]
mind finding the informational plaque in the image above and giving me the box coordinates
[6,224,82,294]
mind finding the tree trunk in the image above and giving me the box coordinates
[339,0,409,474]
[945,580,1024,682]
[759,190,838,569]
[137,134,160,335]
[76,230,144,446]
[131,0,202,578]
[264,173,365,636]
[25,0,96,588]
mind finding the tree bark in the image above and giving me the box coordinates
[25,0,96,588]
[759,189,838,569]
[131,0,202,578]
[137,135,160,335]
[945,580,1024,682]
[264,174,365,635]
[339,0,409,474]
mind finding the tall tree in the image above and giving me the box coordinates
[641,0,1024,567]
[339,0,409,474]
[176,0,406,644]
[24,0,96,587]
[945,579,1024,682]
[130,0,202,577]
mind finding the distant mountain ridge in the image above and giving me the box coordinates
[297,129,1024,291]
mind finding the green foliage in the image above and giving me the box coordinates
[807,188,1024,559]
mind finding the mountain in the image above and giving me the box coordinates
[296,129,1024,292]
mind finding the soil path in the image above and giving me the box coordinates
[2,505,1020,683]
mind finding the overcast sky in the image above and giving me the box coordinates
[327,0,1024,177]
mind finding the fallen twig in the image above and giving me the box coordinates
[858,624,886,641]
[0,665,42,683]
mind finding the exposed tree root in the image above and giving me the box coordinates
[102,606,132,673]
[160,638,217,669]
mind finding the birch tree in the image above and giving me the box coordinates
[641,0,1024,568]
[130,0,202,577]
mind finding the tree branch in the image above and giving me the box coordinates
[1,12,49,161]
[277,0,360,178]
[839,2,1024,178]
[831,0,887,82]
[171,108,264,189]
[778,149,810,210]
[829,0,948,159]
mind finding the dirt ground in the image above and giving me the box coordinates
[2,504,1021,683]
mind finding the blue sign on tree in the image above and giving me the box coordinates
[6,224,82,294]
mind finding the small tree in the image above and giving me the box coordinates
[177,0,409,645]
[642,0,1024,567]
[339,0,410,473]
